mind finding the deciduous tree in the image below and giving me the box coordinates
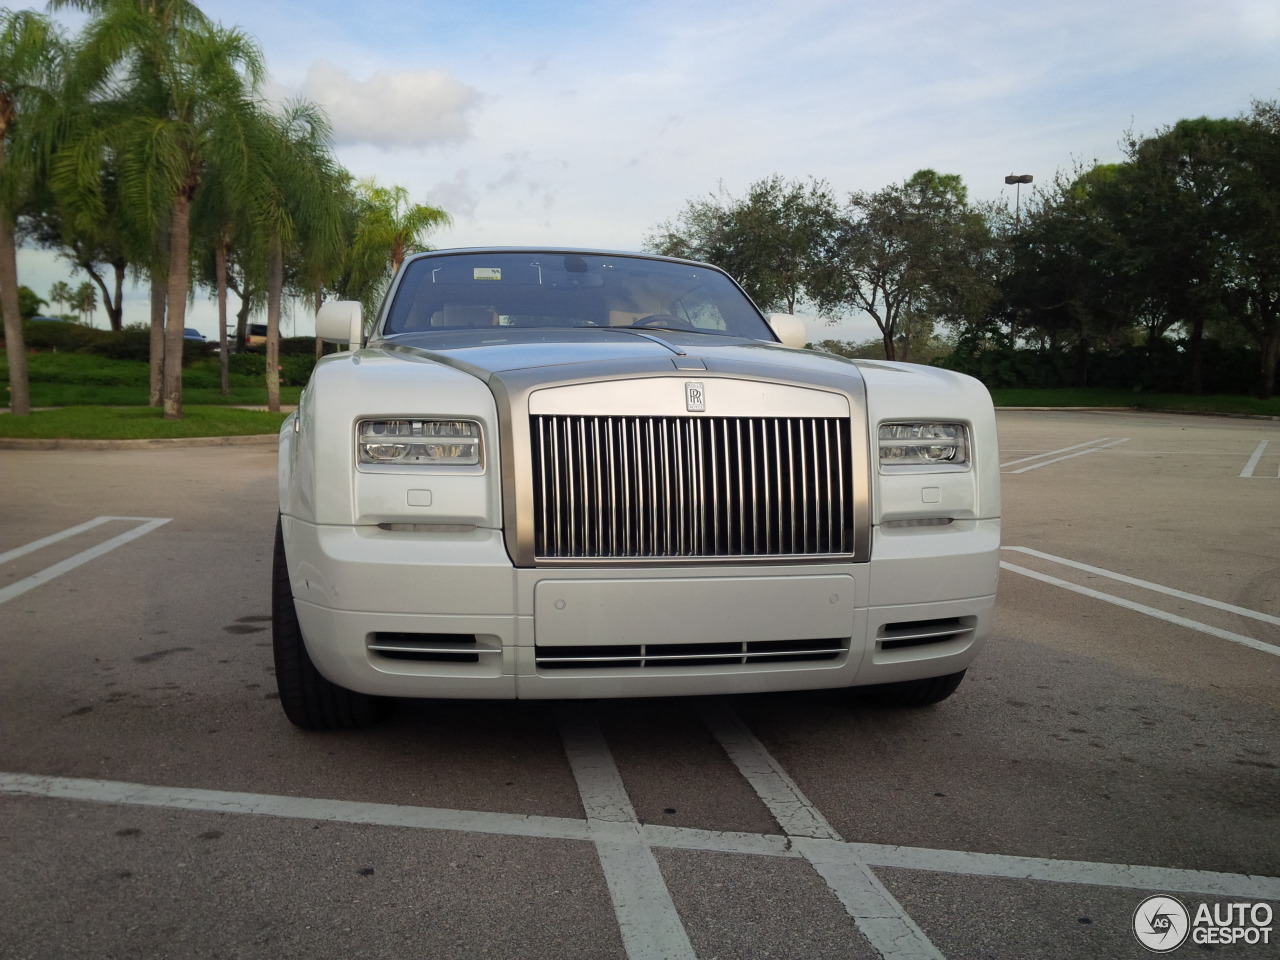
[646,175,836,313]
[813,170,996,361]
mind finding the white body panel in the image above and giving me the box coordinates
[279,249,1000,702]
[283,514,997,699]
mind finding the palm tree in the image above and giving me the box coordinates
[73,279,97,323]
[0,10,62,416]
[55,0,265,418]
[49,279,73,315]
[353,177,451,281]
[191,114,249,395]
[249,100,346,412]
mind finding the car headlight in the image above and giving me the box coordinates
[357,419,482,466]
[878,422,969,470]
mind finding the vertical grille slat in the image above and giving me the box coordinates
[531,415,853,561]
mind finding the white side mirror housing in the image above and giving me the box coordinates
[316,300,363,349]
[766,313,808,349]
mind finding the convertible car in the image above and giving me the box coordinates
[274,248,1000,729]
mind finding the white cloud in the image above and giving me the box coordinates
[299,61,482,148]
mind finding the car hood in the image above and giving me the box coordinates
[370,327,867,387]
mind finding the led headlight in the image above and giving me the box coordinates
[878,422,969,469]
[358,419,482,466]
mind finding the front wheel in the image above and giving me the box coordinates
[857,670,966,708]
[272,517,385,730]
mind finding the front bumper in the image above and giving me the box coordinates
[283,515,999,699]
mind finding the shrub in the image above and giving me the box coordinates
[22,319,108,353]
[280,336,320,356]
[83,328,153,362]
[20,352,148,386]
[280,355,317,385]
[228,352,266,376]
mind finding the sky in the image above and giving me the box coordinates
[18,0,1280,343]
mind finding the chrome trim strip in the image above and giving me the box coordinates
[535,650,844,664]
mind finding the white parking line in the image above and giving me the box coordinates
[1003,438,1130,474]
[1000,438,1116,469]
[556,704,697,960]
[696,702,839,840]
[999,562,1280,657]
[0,516,122,565]
[1239,440,1276,479]
[0,517,171,605]
[850,844,1280,900]
[0,770,591,840]
[699,703,945,960]
[1004,546,1280,628]
[4,772,1278,902]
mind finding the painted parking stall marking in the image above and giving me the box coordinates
[1001,437,1130,474]
[0,516,171,605]
[1239,439,1280,478]
[1004,546,1280,629]
[556,703,697,960]
[699,702,945,960]
[1000,547,1280,657]
[4,768,1279,955]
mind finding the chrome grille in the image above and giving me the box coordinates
[530,415,853,560]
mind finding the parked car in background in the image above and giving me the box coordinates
[274,248,1001,729]
[183,327,206,342]
[245,323,268,349]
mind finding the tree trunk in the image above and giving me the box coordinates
[1076,311,1090,388]
[84,261,125,332]
[229,274,252,351]
[163,189,193,419]
[1261,327,1279,401]
[110,259,125,331]
[1187,314,1205,395]
[266,235,283,413]
[148,273,165,406]
[314,286,324,360]
[215,241,229,396]
[0,208,30,416]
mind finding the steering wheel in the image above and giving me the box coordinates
[632,314,695,330]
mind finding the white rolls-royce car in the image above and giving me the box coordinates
[275,249,1000,729]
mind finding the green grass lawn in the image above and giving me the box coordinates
[16,382,303,406]
[2,352,304,408]
[0,405,289,440]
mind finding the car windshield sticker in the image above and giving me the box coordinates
[474,267,502,281]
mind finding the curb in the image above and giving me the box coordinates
[0,434,279,451]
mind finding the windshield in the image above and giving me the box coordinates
[379,251,774,340]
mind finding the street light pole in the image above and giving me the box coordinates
[1005,174,1033,226]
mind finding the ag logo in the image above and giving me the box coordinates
[1133,895,1190,953]
[685,381,706,412]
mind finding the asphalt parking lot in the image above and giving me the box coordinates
[1,409,1277,960]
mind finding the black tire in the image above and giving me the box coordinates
[858,670,966,708]
[273,517,385,730]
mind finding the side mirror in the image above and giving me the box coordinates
[316,300,363,349]
[766,313,808,349]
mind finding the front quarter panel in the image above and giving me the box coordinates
[854,360,1001,524]
[280,348,502,529]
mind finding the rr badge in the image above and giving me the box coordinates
[685,381,706,412]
